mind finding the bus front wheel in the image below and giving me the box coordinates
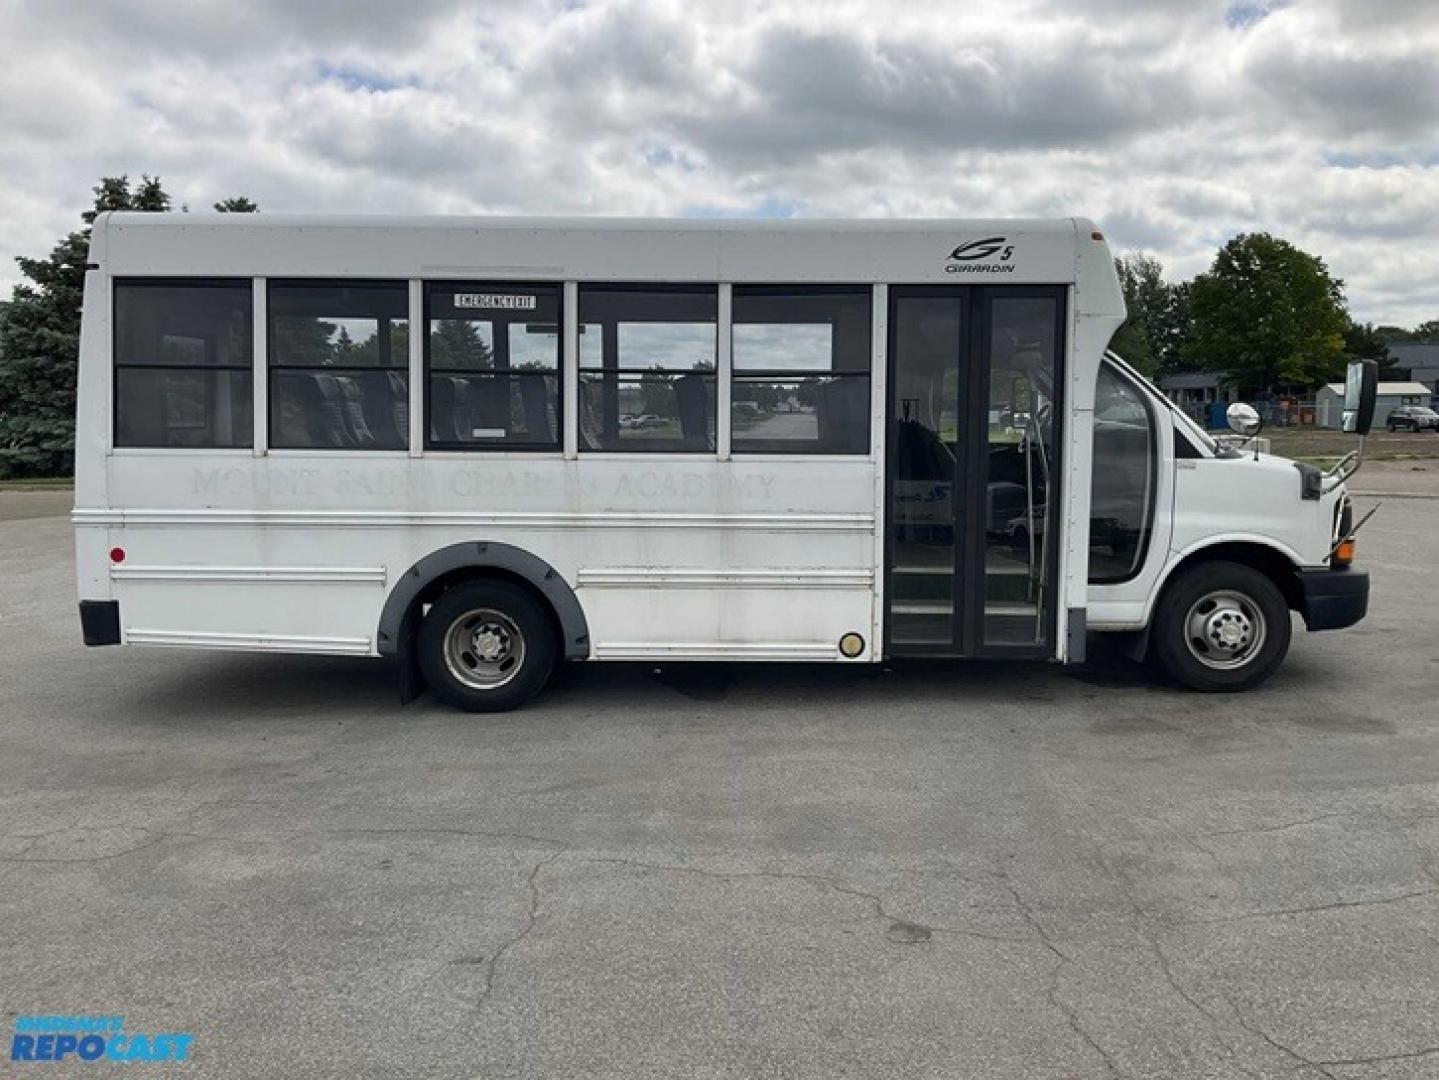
[418,580,557,712]
[1151,560,1291,692]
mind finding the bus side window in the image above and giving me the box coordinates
[1088,363,1158,584]
[731,286,871,455]
[577,285,717,453]
[268,280,409,451]
[426,283,562,451]
[113,279,254,449]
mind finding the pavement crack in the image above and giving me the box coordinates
[1141,930,1277,1080]
[319,826,570,851]
[1215,990,1337,1079]
[2,820,573,871]
[476,847,569,1014]
[581,856,1030,944]
[1096,845,1269,1080]
[1317,1045,1439,1067]
[1106,841,1350,1080]
[0,830,168,864]
[1175,887,1438,925]
[1003,880,1125,1079]
[1194,813,1344,841]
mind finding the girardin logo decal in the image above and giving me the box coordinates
[945,236,1016,274]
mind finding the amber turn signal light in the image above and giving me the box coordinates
[1332,539,1355,567]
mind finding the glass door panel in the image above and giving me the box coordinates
[887,292,965,650]
[981,296,1060,647]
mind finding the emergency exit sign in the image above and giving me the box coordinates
[454,294,536,310]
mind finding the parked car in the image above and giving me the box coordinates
[1386,405,1439,432]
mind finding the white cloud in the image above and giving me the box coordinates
[1,0,1437,324]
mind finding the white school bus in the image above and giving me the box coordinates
[72,214,1373,710]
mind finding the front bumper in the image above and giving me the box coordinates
[1297,568,1369,631]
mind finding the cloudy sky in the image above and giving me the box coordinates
[1,0,1436,324]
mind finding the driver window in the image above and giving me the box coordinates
[1088,363,1157,583]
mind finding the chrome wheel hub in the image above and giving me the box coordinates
[1184,589,1266,671]
[472,624,510,662]
[443,608,526,690]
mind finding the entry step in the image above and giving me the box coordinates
[985,602,1040,617]
[889,601,1038,617]
[890,601,952,616]
[892,563,1031,576]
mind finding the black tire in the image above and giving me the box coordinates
[417,580,557,712]
[1151,560,1292,692]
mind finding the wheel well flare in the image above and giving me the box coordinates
[377,542,590,659]
[1166,542,1303,612]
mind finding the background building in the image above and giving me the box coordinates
[1390,342,1439,398]
[1316,380,1433,429]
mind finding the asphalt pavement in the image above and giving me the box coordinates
[1,487,1436,1078]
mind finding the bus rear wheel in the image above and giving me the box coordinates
[418,580,557,712]
[1151,560,1291,692]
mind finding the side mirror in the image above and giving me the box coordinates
[1226,402,1262,437]
[1342,359,1378,435]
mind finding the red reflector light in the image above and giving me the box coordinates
[109,547,126,563]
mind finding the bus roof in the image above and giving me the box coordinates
[90,213,1122,304]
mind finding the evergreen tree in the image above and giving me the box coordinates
[333,325,357,362]
[430,319,493,369]
[0,176,168,475]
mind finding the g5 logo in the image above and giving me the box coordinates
[949,237,1014,262]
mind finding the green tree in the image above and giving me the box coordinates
[0,177,256,475]
[430,319,492,370]
[1412,319,1439,341]
[1376,324,1414,343]
[273,317,338,366]
[1109,254,1194,376]
[349,321,409,368]
[1186,233,1349,392]
[1153,281,1194,375]
[1343,321,1397,374]
[86,175,171,222]
[0,176,163,475]
[332,324,357,363]
[214,196,259,213]
[1109,254,1160,374]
